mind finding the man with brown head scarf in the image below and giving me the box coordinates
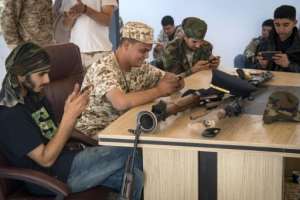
[0,42,144,198]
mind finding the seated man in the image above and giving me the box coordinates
[257,5,300,72]
[152,15,184,63]
[76,21,184,137]
[0,42,143,199]
[234,19,274,68]
[162,17,220,76]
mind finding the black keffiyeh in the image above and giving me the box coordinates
[0,42,50,107]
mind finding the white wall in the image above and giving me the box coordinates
[0,36,9,82]
[120,0,300,68]
[0,1,299,82]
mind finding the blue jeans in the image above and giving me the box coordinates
[67,146,144,200]
[234,54,257,69]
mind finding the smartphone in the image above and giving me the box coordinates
[260,51,281,61]
[209,56,219,63]
[80,85,93,94]
[177,75,183,81]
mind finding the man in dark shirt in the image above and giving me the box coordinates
[257,5,300,72]
[0,42,143,199]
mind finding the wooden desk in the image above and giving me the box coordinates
[98,70,300,200]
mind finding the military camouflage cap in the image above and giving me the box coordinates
[263,91,300,124]
[182,17,207,40]
[121,21,154,44]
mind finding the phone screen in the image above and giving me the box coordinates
[81,85,93,94]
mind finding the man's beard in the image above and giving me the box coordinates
[21,75,45,95]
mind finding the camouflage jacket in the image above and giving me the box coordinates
[0,0,54,47]
[76,52,164,137]
[153,25,184,60]
[243,36,262,59]
[157,25,184,45]
[162,38,213,75]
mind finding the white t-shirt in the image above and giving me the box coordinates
[61,0,118,53]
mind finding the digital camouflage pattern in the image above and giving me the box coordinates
[31,107,57,140]
[162,38,213,75]
[0,0,53,47]
[121,21,154,44]
[182,17,207,40]
[0,0,4,32]
[76,52,164,137]
[263,91,300,124]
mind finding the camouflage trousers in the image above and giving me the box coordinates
[81,51,110,71]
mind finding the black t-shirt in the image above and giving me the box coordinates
[0,96,79,193]
[275,30,295,53]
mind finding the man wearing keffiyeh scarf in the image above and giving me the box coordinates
[0,42,51,107]
[0,42,144,198]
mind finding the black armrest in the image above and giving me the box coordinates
[0,166,70,197]
[71,129,98,146]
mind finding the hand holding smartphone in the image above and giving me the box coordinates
[260,51,281,61]
[209,57,218,63]
[80,85,94,94]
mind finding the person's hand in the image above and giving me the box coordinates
[64,10,81,20]
[154,43,164,51]
[256,53,269,69]
[70,0,86,14]
[272,53,290,68]
[209,56,220,69]
[157,73,184,96]
[192,60,210,72]
[63,83,91,122]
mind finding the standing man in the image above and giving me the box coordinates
[0,0,54,49]
[257,5,300,72]
[162,17,220,76]
[76,21,184,137]
[0,42,143,199]
[62,0,118,69]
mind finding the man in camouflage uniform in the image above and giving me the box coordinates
[76,21,184,137]
[0,0,54,49]
[152,15,184,64]
[162,17,220,76]
[234,19,274,68]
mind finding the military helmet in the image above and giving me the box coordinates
[263,91,300,124]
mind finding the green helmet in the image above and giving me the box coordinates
[263,91,300,124]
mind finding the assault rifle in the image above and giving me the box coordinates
[136,69,273,133]
[119,69,273,199]
[118,112,151,200]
